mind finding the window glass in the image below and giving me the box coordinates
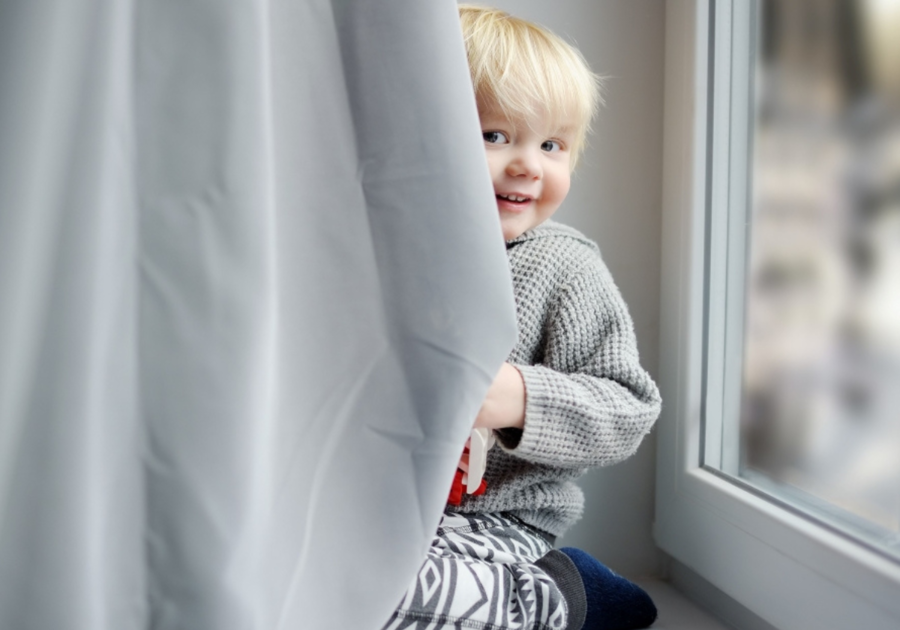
[740,0,900,541]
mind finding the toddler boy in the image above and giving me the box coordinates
[384,6,661,630]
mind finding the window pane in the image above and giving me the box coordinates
[741,0,900,540]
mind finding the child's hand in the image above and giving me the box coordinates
[474,362,526,430]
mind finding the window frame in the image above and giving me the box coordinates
[654,2,900,629]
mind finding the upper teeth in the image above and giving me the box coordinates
[500,194,528,202]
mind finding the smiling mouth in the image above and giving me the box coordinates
[497,193,532,203]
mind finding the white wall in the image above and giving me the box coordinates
[474,0,666,578]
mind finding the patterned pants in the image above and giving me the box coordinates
[383,512,570,630]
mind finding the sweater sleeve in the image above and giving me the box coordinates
[496,259,661,468]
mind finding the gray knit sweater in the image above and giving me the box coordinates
[448,220,661,537]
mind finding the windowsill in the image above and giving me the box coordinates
[637,556,778,630]
[637,579,733,630]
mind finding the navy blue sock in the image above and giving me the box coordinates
[558,547,657,630]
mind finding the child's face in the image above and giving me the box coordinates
[480,108,575,241]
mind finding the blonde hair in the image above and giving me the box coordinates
[458,4,603,166]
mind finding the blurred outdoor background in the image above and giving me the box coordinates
[741,0,900,535]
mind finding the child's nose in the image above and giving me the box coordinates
[506,148,541,179]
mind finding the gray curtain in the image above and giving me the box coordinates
[0,1,517,628]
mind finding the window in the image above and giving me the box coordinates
[711,0,900,559]
[655,2,900,628]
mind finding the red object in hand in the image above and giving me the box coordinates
[447,467,487,506]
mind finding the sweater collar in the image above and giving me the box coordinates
[505,220,560,249]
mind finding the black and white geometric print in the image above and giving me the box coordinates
[383,513,569,630]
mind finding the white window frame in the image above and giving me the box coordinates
[654,2,900,629]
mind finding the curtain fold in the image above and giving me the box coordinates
[0,1,517,628]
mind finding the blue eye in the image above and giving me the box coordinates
[541,140,562,152]
[483,131,509,144]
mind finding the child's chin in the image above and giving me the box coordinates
[500,219,523,241]
[501,219,534,241]
[502,227,523,241]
